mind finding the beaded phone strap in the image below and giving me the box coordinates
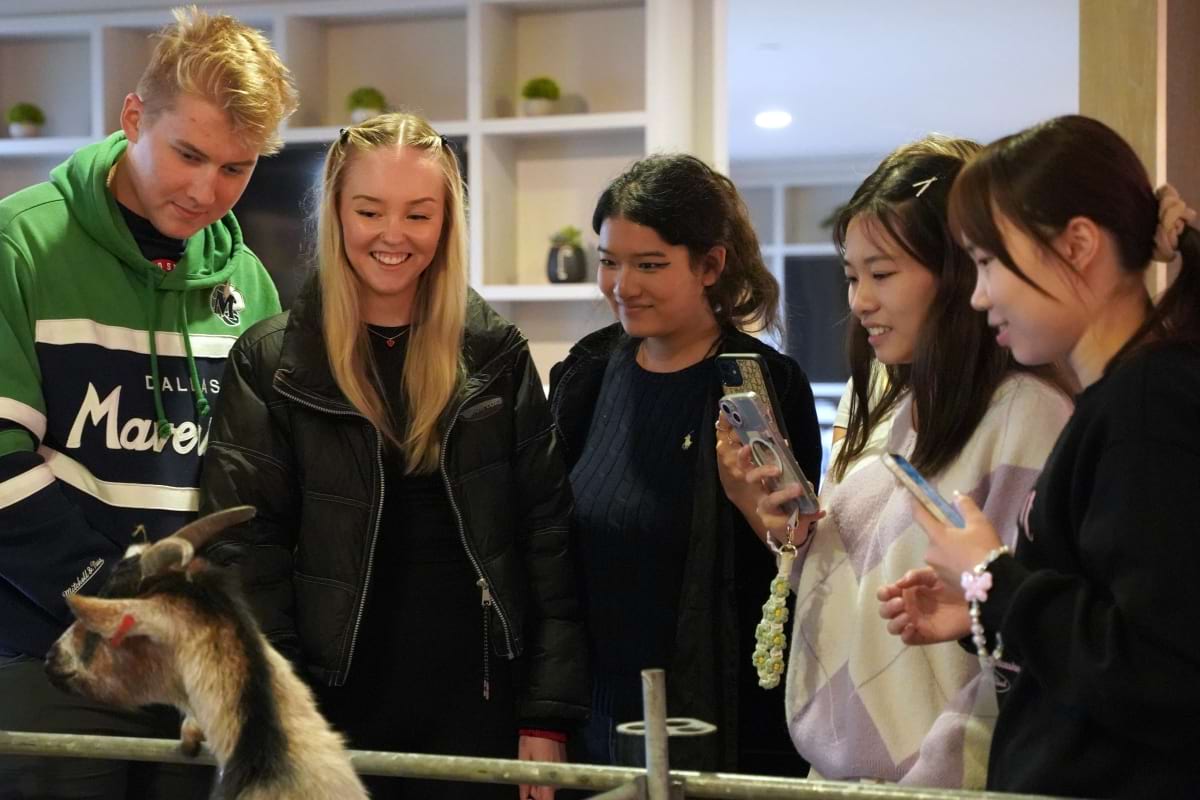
[752,513,800,689]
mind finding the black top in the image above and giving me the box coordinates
[340,327,478,690]
[117,202,186,263]
[983,342,1200,798]
[570,342,712,717]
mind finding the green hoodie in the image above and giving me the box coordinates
[0,131,281,626]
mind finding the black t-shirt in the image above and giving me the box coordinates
[333,327,476,688]
[569,341,715,716]
[984,341,1200,797]
[117,202,186,264]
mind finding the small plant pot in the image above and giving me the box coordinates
[349,107,384,124]
[521,98,555,117]
[8,122,42,138]
[547,245,586,283]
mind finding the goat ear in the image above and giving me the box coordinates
[171,505,256,552]
[139,538,194,579]
[67,595,171,644]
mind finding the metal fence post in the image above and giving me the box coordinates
[641,668,670,800]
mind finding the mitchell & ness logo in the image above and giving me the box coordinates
[62,558,105,598]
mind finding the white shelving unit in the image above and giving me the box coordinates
[0,0,725,381]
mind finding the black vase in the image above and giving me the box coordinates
[546,245,586,283]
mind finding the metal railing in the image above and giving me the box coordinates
[0,669,1060,800]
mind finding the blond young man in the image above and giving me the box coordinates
[0,7,297,797]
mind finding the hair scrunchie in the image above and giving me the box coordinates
[1152,184,1197,262]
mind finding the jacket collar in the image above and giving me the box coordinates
[276,274,522,408]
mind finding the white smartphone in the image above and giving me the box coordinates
[719,391,820,516]
[880,452,965,528]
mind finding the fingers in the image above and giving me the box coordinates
[951,491,986,524]
[878,595,906,622]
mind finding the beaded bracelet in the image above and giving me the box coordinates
[961,545,1010,672]
[752,515,813,688]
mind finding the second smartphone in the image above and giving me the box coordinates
[719,391,820,516]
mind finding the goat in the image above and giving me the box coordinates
[45,506,368,800]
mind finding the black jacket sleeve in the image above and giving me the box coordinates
[199,331,302,663]
[984,384,1200,752]
[509,345,590,723]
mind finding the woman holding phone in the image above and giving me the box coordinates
[548,153,821,774]
[879,115,1200,796]
[720,136,1071,787]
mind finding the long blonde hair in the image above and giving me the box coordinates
[317,112,468,474]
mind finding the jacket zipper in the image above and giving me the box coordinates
[439,369,519,684]
[273,376,385,686]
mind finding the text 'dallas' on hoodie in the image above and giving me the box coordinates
[0,132,281,657]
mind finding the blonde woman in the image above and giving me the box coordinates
[200,113,588,800]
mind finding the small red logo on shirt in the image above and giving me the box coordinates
[153,259,177,273]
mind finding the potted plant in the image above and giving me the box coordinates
[7,102,45,138]
[346,87,386,124]
[546,225,586,283]
[520,77,560,117]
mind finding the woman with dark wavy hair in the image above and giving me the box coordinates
[881,114,1200,797]
[549,153,821,774]
[742,136,1070,787]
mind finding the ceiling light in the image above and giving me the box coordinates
[755,110,792,130]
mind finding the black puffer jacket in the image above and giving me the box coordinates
[199,281,589,725]
[549,324,821,770]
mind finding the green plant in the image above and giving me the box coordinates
[7,102,45,126]
[550,225,583,249]
[521,77,560,101]
[346,87,386,111]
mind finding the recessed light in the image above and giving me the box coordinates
[755,110,792,130]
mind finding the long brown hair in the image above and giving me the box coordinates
[832,136,1024,481]
[949,114,1200,363]
[592,154,780,335]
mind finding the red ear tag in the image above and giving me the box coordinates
[109,614,136,647]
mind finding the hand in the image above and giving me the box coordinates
[714,412,754,496]
[911,493,1003,587]
[518,735,566,800]
[877,567,971,645]
[744,460,824,543]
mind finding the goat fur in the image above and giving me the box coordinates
[45,507,367,799]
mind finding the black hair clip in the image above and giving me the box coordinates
[339,127,350,143]
[440,134,452,150]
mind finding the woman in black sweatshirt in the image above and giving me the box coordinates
[877,115,1200,798]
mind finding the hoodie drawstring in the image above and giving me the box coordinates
[144,275,212,441]
[144,276,173,441]
[178,299,211,419]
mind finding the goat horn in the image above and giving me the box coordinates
[140,538,194,578]
[171,505,257,551]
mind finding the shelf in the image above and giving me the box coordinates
[477,127,641,286]
[479,111,646,137]
[478,283,602,302]
[282,120,471,144]
[0,33,93,139]
[282,10,467,129]
[478,1,645,119]
[0,136,95,157]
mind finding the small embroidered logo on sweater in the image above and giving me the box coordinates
[62,558,106,598]
[210,283,245,326]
